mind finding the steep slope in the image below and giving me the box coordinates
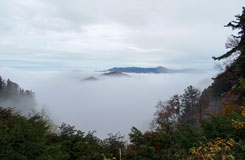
[0,76,36,114]
[200,7,245,115]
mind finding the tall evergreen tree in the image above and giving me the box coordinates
[211,7,245,98]
[213,7,245,61]
[180,86,201,124]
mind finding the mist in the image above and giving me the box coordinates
[0,67,216,138]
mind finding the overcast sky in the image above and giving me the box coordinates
[0,0,243,71]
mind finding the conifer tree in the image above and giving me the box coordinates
[213,7,244,61]
[211,7,245,97]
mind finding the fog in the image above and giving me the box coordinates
[0,67,216,138]
[0,93,36,114]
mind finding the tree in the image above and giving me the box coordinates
[152,86,201,129]
[180,86,201,124]
[102,133,124,160]
[211,7,245,98]
[213,7,245,61]
[0,77,3,90]
[152,95,180,129]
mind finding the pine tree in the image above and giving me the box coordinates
[213,7,245,61]
[211,7,245,97]
[180,86,201,124]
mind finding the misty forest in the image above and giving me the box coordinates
[1,3,245,160]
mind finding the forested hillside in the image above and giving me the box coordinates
[0,77,36,114]
[0,7,244,160]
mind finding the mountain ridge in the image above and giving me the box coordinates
[105,66,197,74]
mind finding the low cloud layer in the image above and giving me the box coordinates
[0,68,216,138]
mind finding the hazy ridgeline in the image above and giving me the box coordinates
[0,76,36,115]
[0,67,215,138]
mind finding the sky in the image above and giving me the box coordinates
[0,0,244,71]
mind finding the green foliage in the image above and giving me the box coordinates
[127,108,245,160]
[127,124,201,160]
[102,133,124,160]
[0,108,51,160]
[201,112,242,140]
[0,107,123,160]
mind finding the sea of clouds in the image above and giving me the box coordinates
[0,67,216,138]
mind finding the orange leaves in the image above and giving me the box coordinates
[223,104,238,115]
[232,119,245,130]
[225,146,231,152]
[241,107,245,117]
[215,146,222,153]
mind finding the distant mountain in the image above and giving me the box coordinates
[82,76,98,81]
[101,71,130,77]
[81,71,130,82]
[106,66,197,74]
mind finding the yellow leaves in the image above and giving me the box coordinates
[222,103,245,117]
[230,107,245,129]
[223,104,237,115]
[188,138,236,160]
[190,148,196,154]
[229,155,235,160]
[216,146,222,153]
[232,119,245,130]
[241,107,245,117]
[101,153,116,160]
[206,153,214,159]
[241,111,245,117]
[227,139,235,148]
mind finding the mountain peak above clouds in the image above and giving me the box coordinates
[105,66,197,74]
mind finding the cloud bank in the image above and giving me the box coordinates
[0,68,216,138]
